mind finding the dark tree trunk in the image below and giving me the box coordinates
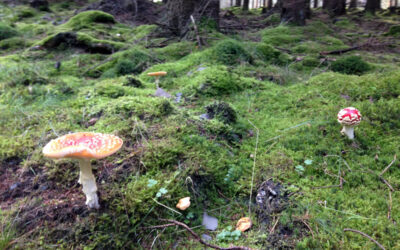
[349,0,357,8]
[305,0,311,18]
[166,0,219,36]
[235,0,241,6]
[268,0,273,9]
[365,0,381,14]
[243,0,249,10]
[162,0,168,4]
[323,0,346,15]
[313,0,318,8]
[262,0,267,13]
[281,0,308,25]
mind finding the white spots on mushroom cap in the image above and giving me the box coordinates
[43,132,123,159]
[337,107,362,126]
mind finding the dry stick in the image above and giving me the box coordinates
[152,219,255,250]
[388,190,392,220]
[379,155,397,176]
[343,228,386,250]
[152,198,182,216]
[301,219,315,240]
[190,15,202,49]
[269,217,280,234]
[247,120,260,218]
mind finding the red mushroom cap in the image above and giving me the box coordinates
[337,107,362,126]
[43,132,123,160]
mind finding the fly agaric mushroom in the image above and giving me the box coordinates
[147,71,167,88]
[337,107,362,140]
[43,132,123,209]
[176,197,191,211]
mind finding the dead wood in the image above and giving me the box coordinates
[343,228,386,250]
[142,219,255,250]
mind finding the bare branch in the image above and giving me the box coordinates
[344,228,386,250]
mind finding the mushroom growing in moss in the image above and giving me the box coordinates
[43,132,123,209]
[147,71,167,88]
[337,107,362,140]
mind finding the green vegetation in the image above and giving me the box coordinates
[0,22,18,40]
[0,3,400,250]
[331,56,371,75]
[62,10,115,30]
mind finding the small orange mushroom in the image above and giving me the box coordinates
[147,71,167,88]
[236,217,252,232]
[176,197,191,211]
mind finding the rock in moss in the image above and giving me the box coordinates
[124,76,143,88]
[205,101,237,124]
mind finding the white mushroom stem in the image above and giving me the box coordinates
[155,76,160,88]
[77,159,99,209]
[341,125,355,140]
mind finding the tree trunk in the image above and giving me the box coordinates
[166,0,219,36]
[365,0,381,14]
[349,0,357,8]
[281,0,308,25]
[243,0,249,10]
[262,0,267,13]
[235,0,241,6]
[313,0,318,8]
[162,0,168,3]
[323,0,346,15]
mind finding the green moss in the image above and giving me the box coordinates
[182,65,250,96]
[261,25,304,46]
[101,49,153,77]
[62,11,115,30]
[213,40,252,65]
[0,23,18,41]
[301,56,321,68]
[385,25,400,36]
[205,101,237,124]
[17,7,37,19]
[154,41,195,61]
[254,43,290,65]
[331,56,371,75]
[0,37,29,50]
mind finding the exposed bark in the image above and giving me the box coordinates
[365,0,381,14]
[281,0,308,25]
[323,0,346,16]
[349,0,357,8]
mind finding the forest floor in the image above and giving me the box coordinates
[1,1,400,249]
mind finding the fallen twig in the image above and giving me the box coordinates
[269,216,280,234]
[144,219,255,250]
[379,155,397,176]
[190,15,202,49]
[343,228,386,250]
[388,190,392,220]
[247,119,260,217]
[320,42,393,55]
[313,184,341,189]
[152,198,182,216]
[301,219,315,239]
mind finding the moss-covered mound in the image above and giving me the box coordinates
[62,10,115,30]
[331,56,371,75]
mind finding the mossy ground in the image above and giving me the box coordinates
[1,2,400,249]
